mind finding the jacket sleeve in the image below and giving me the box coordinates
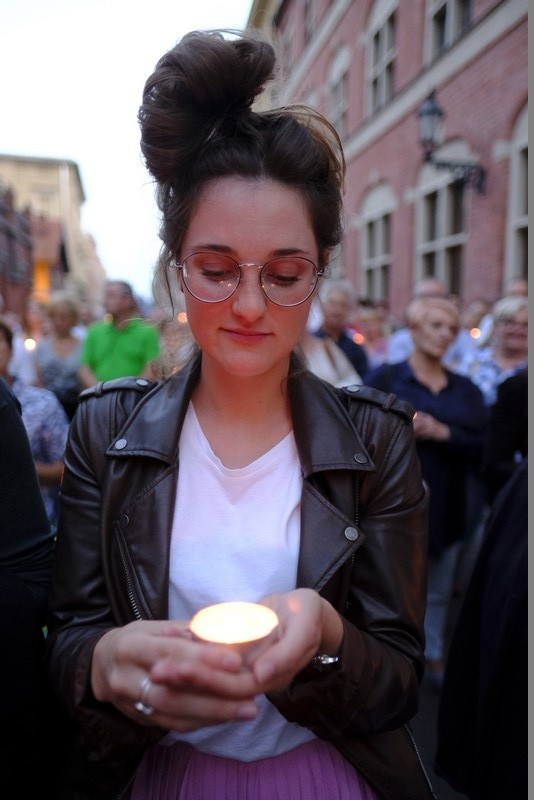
[44,386,164,758]
[270,397,429,741]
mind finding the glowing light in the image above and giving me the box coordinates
[470,327,481,339]
[177,311,188,324]
[190,601,278,646]
[24,338,37,351]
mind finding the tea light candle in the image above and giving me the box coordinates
[190,601,278,651]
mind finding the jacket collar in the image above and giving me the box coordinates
[107,354,375,476]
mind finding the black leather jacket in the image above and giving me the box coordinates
[46,355,434,799]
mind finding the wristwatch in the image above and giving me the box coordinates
[311,653,340,668]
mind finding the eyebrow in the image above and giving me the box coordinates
[188,244,312,258]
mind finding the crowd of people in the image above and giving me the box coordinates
[0,26,527,800]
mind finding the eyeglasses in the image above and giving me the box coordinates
[176,251,324,307]
[498,318,528,329]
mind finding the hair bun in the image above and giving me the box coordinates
[139,30,276,185]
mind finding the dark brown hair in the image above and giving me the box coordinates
[138,29,346,315]
[0,317,14,349]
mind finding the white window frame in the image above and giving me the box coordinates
[359,183,397,301]
[414,141,471,293]
[327,45,350,140]
[365,0,398,116]
[424,0,473,62]
[504,105,528,286]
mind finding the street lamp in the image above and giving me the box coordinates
[417,91,486,193]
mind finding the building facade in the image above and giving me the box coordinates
[0,154,106,316]
[248,0,527,321]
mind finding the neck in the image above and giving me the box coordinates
[191,357,292,468]
[194,359,290,421]
[322,323,341,340]
[494,344,526,368]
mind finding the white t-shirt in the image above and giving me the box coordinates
[164,404,315,760]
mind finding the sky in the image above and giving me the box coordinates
[1,0,253,300]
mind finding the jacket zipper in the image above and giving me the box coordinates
[404,723,439,799]
[116,533,143,620]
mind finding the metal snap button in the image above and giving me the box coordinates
[115,438,127,450]
[344,527,358,541]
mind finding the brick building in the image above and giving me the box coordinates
[0,154,106,319]
[248,0,527,323]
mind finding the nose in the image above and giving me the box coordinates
[231,268,268,319]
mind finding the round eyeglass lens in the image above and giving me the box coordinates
[181,252,318,306]
[261,257,318,306]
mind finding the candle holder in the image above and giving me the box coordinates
[189,601,279,665]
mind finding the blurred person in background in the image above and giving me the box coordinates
[0,375,63,795]
[4,295,48,386]
[79,279,160,388]
[355,301,389,371]
[454,294,528,584]
[386,279,476,370]
[34,290,83,420]
[312,279,369,380]
[72,298,96,341]
[482,366,527,504]
[457,294,528,407]
[0,317,69,530]
[434,457,527,800]
[297,327,362,387]
[475,276,528,348]
[366,296,487,692]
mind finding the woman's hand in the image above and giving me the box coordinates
[249,589,344,691]
[91,591,343,731]
[91,620,261,732]
[413,411,450,441]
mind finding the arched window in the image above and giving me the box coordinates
[414,140,472,294]
[365,0,397,116]
[424,0,472,62]
[505,105,528,284]
[327,45,350,140]
[359,183,397,301]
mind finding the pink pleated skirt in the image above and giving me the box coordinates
[128,738,379,800]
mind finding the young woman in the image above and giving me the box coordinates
[45,30,432,800]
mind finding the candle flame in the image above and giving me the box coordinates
[190,601,278,645]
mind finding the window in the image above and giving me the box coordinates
[416,177,466,293]
[327,46,350,140]
[360,184,396,302]
[426,0,472,60]
[303,0,316,44]
[505,106,528,283]
[366,1,397,115]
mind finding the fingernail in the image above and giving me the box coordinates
[254,661,274,682]
[236,702,258,720]
[221,652,242,669]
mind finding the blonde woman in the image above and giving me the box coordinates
[367,297,487,690]
[35,291,83,419]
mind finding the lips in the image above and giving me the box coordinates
[224,327,269,338]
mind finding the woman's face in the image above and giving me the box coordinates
[494,308,528,356]
[178,176,319,380]
[410,307,458,360]
[48,305,74,337]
